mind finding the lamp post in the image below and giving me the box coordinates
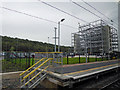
[48,37,49,52]
[54,27,57,52]
[48,37,49,43]
[58,18,65,52]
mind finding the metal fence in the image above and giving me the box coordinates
[66,52,120,64]
[2,52,35,72]
[35,52,63,74]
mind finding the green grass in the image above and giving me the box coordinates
[2,58,35,72]
[3,58,35,65]
[2,57,108,72]
[63,57,104,65]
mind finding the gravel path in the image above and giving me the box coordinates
[2,72,21,89]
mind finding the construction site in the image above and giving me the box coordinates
[72,20,118,55]
[18,20,120,89]
[1,1,120,90]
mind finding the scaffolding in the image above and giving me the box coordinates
[71,20,118,55]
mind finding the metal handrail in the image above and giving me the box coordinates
[21,58,53,81]
[24,66,49,86]
[54,61,62,64]
[20,58,46,76]
[35,52,62,53]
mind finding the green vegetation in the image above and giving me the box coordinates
[2,56,108,72]
[2,36,70,52]
[63,57,104,64]
[2,58,34,72]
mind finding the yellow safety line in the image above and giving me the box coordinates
[25,66,49,86]
[35,52,62,53]
[20,58,46,76]
[21,58,53,81]
[64,63,119,75]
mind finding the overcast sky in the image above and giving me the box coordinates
[1,0,118,46]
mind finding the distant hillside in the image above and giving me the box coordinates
[2,36,70,52]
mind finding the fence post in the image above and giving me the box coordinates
[14,52,16,64]
[25,53,27,69]
[67,55,69,64]
[28,53,30,68]
[32,54,34,65]
[88,54,89,62]
[107,54,109,60]
[20,53,21,65]
[11,52,13,63]
[102,55,103,61]
[95,54,97,61]
[79,54,80,63]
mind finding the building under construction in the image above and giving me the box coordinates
[71,20,118,55]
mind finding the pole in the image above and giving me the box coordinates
[67,55,69,64]
[58,18,65,52]
[48,37,49,52]
[54,27,57,52]
[85,33,88,63]
[58,22,60,52]
[79,54,80,63]
[48,37,49,43]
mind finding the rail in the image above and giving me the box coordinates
[21,58,53,81]
[35,52,62,53]
[20,58,46,76]
[54,61,62,64]
[24,66,49,86]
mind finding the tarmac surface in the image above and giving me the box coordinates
[62,60,120,74]
[51,60,120,80]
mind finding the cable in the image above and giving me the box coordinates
[40,1,117,29]
[81,0,118,26]
[81,0,111,21]
[40,1,88,23]
[72,1,101,19]
[71,1,118,29]
[0,6,77,29]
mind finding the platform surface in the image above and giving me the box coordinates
[48,60,120,80]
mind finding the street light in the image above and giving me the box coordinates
[58,18,65,52]
[54,27,57,52]
[48,37,49,44]
[48,37,49,52]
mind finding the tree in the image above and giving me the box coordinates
[10,46,15,52]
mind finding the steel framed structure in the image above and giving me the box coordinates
[71,20,118,55]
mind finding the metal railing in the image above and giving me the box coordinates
[20,58,46,76]
[20,52,63,88]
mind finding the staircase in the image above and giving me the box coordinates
[20,58,53,88]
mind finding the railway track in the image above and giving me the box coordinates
[100,78,120,90]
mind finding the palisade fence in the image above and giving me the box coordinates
[66,52,120,64]
[2,52,35,72]
[2,51,120,72]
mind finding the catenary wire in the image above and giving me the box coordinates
[0,6,78,29]
[81,0,118,26]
